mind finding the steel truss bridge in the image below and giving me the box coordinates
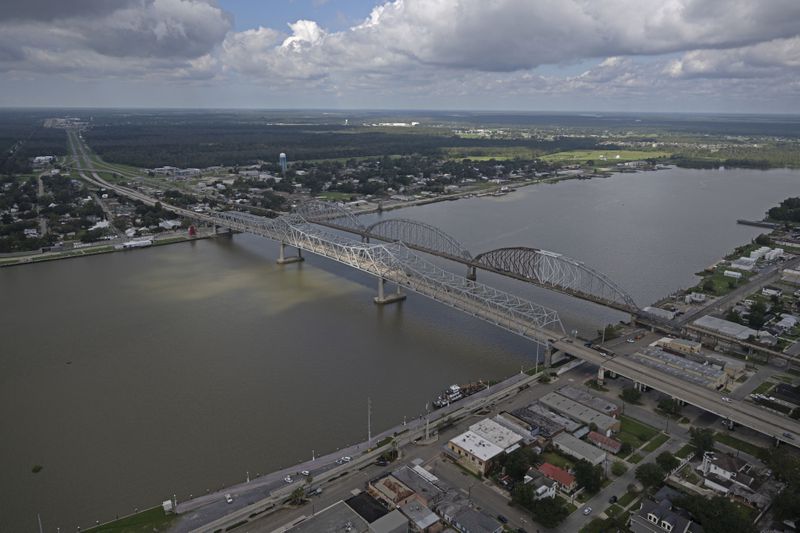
[62,133,800,447]
[296,201,639,313]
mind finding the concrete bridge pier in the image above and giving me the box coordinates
[276,241,304,264]
[597,367,605,386]
[544,345,554,368]
[374,277,406,305]
[466,265,477,281]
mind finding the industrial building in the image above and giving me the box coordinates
[587,431,623,454]
[539,392,620,435]
[781,268,800,285]
[468,418,524,451]
[556,385,620,417]
[551,433,607,465]
[643,306,676,320]
[693,315,757,340]
[506,406,568,439]
[630,347,727,389]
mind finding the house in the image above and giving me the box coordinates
[587,431,623,454]
[628,499,701,533]
[684,292,706,305]
[700,452,755,493]
[523,468,557,499]
[537,462,577,493]
[450,508,502,533]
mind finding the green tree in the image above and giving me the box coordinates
[501,446,539,482]
[621,387,642,404]
[755,233,771,246]
[655,451,680,473]
[611,461,627,476]
[702,278,716,293]
[635,463,666,489]
[747,300,767,330]
[689,427,715,459]
[673,494,756,533]
[574,460,604,494]
[657,398,682,416]
[289,487,305,505]
[725,309,742,324]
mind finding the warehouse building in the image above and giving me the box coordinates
[552,433,607,465]
[539,392,620,435]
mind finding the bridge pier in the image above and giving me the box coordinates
[597,367,605,386]
[276,241,304,264]
[373,277,406,305]
[544,345,554,368]
[466,265,476,281]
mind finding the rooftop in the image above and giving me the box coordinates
[287,501,370,533]
[449,431,504,462]
[345,493,388,524]
[538,462,575,487]
[557,385,620,416]
[540,392,619,431]
[469,418,525,450]
[552,432,607,463]
[399,502,439,530]
[693,315,756,340]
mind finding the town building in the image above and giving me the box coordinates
[587,431,623,454]
[551,433,607,465]
[505,407,567,439]
[468,418,525,451]
[399,501,442,532]
[781,268,800,285]
[524,403,581,433]
[447,431,504,475]
[684,292,706,305]
[631,347,727,389]
[523,468,557,499]
[654,337,702,356]
[537,462,577,493]
[286,500,371,532]
[628,498,701,533]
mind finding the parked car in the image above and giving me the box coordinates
[583,506,593,516]
[225,493,233,504]
[341,456,351,463]
[300,470,310,476]
[497,514,509,524]
[609,495,618,503]
[284,475,293,483]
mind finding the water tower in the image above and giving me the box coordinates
[279,152,287,176]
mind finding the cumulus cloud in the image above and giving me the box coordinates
[667,37,800,79]
[0,0,232,78]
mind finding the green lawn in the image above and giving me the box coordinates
[675,444,696,459]
[714,433,766,457]
[618,490,639,508]
[642,433,670,453]
[541,149,671,164]
[752,381,775,395]
[558,495,578,515]
[693,269,751,296]
[443,146,539,160]
[83,507,175,533]
[628,453,644,464]
[316,191,356,201]
[541,451,575,470]
[605,504,624,517]
[618,416,659,450]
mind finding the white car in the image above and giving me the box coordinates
[721,397,732,403]
[583,506,592,516]
[341,456,351,463]
[225,493,233,504]
[284,475,293,483]
[301,470,310,476]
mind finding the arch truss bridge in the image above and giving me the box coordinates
[296,201,638,313]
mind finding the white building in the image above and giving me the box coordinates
[468,418,524,451]
[730,257,756,271]
[781,268,800,285]
[723,270,742,279]
[684,292,706,304]
[447,431,504,475]
[551,433,607,465]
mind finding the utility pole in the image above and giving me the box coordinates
[367,397,372,444]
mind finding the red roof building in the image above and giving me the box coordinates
[587,431,623,454]
[537,462,576,492]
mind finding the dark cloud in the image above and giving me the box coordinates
[0,0,143,21]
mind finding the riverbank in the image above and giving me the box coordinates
[0,232,215,268]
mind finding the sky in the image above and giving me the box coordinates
[0,0,798,113]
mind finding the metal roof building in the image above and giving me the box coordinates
[539,392,620,435]
[552,433,607,465]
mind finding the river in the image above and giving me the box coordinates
[1,166,797,531]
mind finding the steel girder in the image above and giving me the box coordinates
[294,200,366,232]
[212,211,565,336]
[365,218,473,260]
[473,247,638,312]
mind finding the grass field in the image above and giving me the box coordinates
[642,433,670,453]
[714,432,766,457]
[83,507,175,533]
[752,381,775,395]
[316,191,356,201]
[629,453,644,464]
[618,416,659,450]
[675,444,696,459]
[541,150,671,164]
[443,146,539,160]
[618,490,639,508]
[541,451,575,470]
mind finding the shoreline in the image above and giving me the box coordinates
[0,232,215,268]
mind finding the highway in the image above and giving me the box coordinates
[67,130,800,449]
